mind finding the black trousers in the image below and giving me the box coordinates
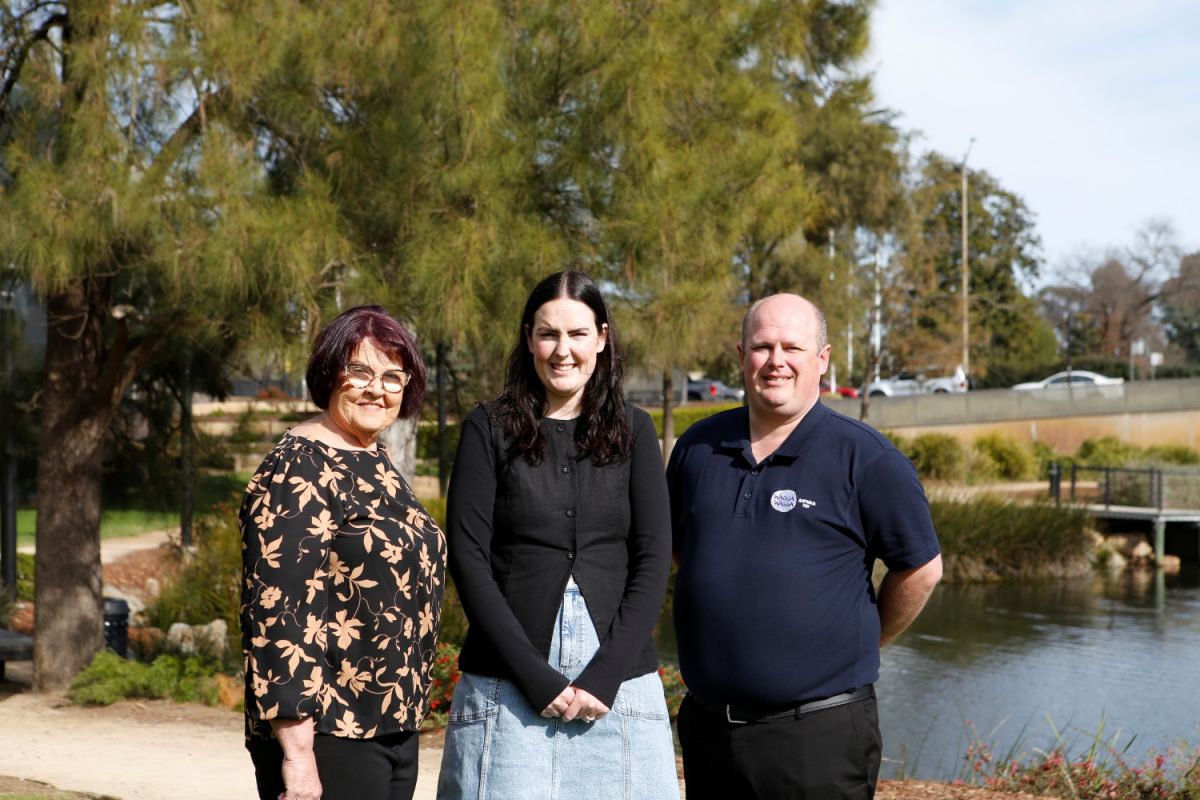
[248,731,419,800]
[677,693,882,800]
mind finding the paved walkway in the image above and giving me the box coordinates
[16,526,178,564]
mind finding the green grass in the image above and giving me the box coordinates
[15,472,250,546]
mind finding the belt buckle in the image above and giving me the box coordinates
[724,705,748,725]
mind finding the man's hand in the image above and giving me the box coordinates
[878,554,943,646]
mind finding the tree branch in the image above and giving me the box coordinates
[139,85,230,187]
[0,11,67,119]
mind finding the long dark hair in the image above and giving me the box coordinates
[496,270,632,465]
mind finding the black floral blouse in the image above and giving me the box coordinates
[239,432,445,741]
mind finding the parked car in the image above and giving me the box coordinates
[1012,370,1124,396]
[820,380,860,399]
[863,365,969,398]
[687,377,744,402]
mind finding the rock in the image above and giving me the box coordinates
[1130,541,1155,564]
[165,619,228,659]
[1161,554,1182,574]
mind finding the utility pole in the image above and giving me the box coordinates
[961,138,975,380]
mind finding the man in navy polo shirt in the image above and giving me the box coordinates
[667,293,942,799]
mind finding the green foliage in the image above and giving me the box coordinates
[67,651,222,707]
[143,507,242,671]
[972,434,1035,481]
[931,499,1091,577]
[646,403,741,439]
[1030,441,1060,479]
[417,423,461,462]
[891,151,1050,382]
[881,430,909,452]
[1076,436,1142,466]
[904,433,965,481]
[438,577,469,649]
[14,553,35,602]
[1145,444,1200,465]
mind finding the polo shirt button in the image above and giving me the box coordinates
[751,468,759,475]
[743,492,751,499]
[560,465,569,473]
[566,552,575,561]
[555,424,566,433]
[566,508,576,518]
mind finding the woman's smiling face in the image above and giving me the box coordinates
[327,338,405,447]
[526,297,608,418]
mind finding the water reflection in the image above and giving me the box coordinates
[877,564,1200,779]
[656,565,1200,781]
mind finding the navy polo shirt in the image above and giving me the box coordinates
[666,402,940,706]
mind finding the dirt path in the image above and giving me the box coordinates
[0,690,442,800]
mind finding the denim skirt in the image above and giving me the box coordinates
[437,581,679,800]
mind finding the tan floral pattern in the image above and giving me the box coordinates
[239,433,445,742]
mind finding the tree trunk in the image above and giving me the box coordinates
[381,416,419,485]
[32,279,114,690]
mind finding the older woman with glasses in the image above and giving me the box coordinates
[239,305,446,800]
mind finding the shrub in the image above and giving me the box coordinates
[144,505,242,672]
[68,651,222,706]
[964,719,1200,799]
[1030,441,1059,479]
[646,403,741,438]
[972,433,1035,481]
[1144,444,1200,466]
[1076,436,1140,467]
[658,663,687,722]
[881,430,909,452]
[906,433,965,481]
[14,552,34,601]
[931,498,1092,579]
[423,640,461,731]
[417,421,461,461]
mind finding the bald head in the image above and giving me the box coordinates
[742,294,827,351]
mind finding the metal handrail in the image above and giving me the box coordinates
[1049,462,1195,510]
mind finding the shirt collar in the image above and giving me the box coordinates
[718,401,831,465]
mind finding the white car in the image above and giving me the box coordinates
[863,365,969,397]
[1012,370,1124,394]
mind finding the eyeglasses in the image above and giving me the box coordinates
[344,363,410,393]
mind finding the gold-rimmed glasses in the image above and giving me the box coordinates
[344,363,410,393]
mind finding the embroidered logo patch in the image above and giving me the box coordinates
[770,490,797,512]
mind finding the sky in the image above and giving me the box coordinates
[867,0,1199,277]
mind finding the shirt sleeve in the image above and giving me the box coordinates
[856,448,941,571]
[571,409,672,707]
[241,441,339,725]
[446,410,572,711]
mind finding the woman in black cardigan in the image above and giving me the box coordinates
[437,270,678,799]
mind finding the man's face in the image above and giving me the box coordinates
[738,296,831,423]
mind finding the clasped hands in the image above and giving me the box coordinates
[541,685,609,723]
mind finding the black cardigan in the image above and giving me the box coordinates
[446,402,671,711]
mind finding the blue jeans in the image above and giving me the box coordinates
[437,582,678,800]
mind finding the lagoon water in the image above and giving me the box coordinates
[875,565,1200,780]
[658,565,1200,781]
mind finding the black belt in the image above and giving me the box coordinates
[688,684,874,725]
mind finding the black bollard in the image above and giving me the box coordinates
[103,597,130,657]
